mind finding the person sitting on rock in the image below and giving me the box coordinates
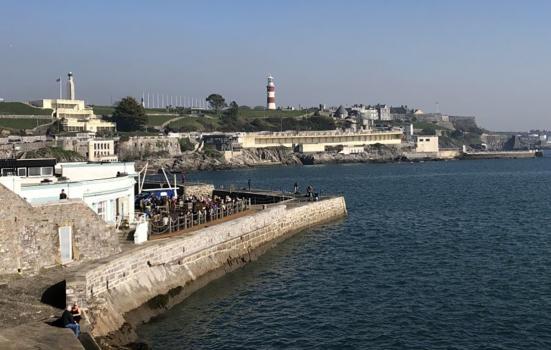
[61,305,80,337]
[71,303,82,323]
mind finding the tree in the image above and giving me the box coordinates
[225,101,239,119]
[206,94,226,114]
[112,97,147,132]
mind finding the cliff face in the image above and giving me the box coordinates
[118,137,182,161]
[299,145,403,165]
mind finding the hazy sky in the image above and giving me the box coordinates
[1,0,550,130]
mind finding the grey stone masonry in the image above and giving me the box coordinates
[0,184,120,276]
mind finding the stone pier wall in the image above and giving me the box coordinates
[66,197,347,341]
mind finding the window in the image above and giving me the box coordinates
[1,168,15,176]
[28,167,41,176]
[41,167,53,176]
[96,200,107,220]
[17,168,26,177]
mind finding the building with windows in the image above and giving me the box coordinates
[31,98,115,133]
[0,158,56,177]
[88,139,118,162]
[376,104,391,121]
[238,129,403,151]
[30,73,116,133]
[0,160,136,224]
[415,135,439,153]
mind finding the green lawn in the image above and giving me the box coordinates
[93,105,181,116]
[0,102,53,115]
[236,108,308,119]
[92,106,115,116]
[146,115,179,126]
[167,117,221,131]
[0,118,51,129]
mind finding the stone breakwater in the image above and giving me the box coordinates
[66,197,347,347]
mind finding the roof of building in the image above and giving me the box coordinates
[335,105,348,117]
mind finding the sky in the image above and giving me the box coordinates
[0,0,550,131]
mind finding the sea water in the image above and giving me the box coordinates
[139,157,551,349]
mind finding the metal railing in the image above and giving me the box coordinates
[148,199,251,235]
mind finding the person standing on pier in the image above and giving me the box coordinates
[59,189,67,200]
[248,179,251,191]
[307,185,314,200]
[294,182,299,194]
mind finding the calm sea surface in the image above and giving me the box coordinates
[139,157,551,349]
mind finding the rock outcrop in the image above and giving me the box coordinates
[135,146,407,172]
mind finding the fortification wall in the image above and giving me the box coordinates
[0,184,120,275]
[118,137,182,161]
[66,197,347,342]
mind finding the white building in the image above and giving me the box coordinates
[377,105,391,121]
[31,73,116,133]
[88,139,118,162]
[0,161,136,224]
[415,135,439,153]
[363,108,379,120]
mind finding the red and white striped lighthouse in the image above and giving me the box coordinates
[266,75,276,110]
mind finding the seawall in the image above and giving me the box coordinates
[66,197,347,347]
[461,150,540,159]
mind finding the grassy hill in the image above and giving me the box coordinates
[232,108,309,119]
[0,102,53,115]
[93,105,179,117]
[0,118,51,129]
[166,114,334,132]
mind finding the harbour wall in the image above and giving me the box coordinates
[461,150,539,160]
[65,197,347,345]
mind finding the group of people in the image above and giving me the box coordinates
[139,193,247,233]
[294,182,320,201]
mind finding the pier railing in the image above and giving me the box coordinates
[148,199,251,235]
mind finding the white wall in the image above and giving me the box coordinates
[56,162,136,181]
[1,176,136,224]
[416,136,439,153]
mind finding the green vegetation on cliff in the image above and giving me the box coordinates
[22,147,86,162]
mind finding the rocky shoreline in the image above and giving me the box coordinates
[135,146,425,172]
